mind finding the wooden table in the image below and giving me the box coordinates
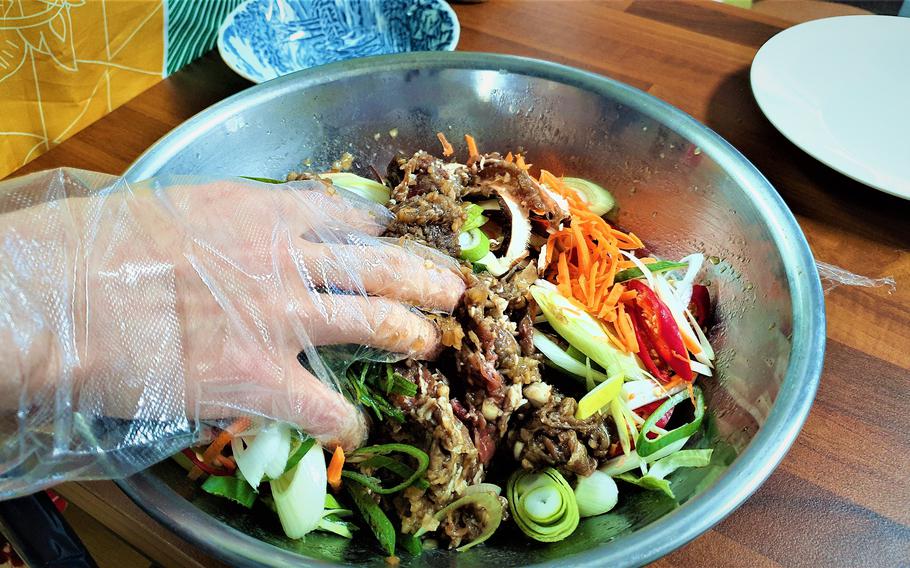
[12,1,910,566]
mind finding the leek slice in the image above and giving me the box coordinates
[459,228,491,262]
[530,282,645,381]
[270,442,326,539]
[230,421,291,488]
[532,330,610,383]
[429,491,503,551]
[319,172,390,203]
[573,471,618,517]
[506,468,579,543]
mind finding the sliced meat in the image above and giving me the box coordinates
[383,362,487,548]
[509,392,612,477]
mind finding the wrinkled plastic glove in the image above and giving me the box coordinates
[0,169,465,499]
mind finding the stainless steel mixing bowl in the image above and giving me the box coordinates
[119,52,825,567]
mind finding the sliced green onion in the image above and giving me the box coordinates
[323,493,353,518]
[573,471,618,517]
[344,444,430,494]
[459,228,491,262]
[599,437,690,477]
[200,474,257,508]
[317,514,357,538]
[532,330,610,384]
[610,398,632,456]
[614,261,689,283]
[615,449,713,499]
[347,482,396,556]
[428,491,503,551]
[561,177,615,216]
[464,483,502,497]
[575,373,624,419]
[462,203,489,232]
[636,387,705,458]
[283,435,316,473]
[506,468,579,543]
[531,282,645,382]
[270,442,326,539]
[357,455,429,490]
[399,533,423,556]
[319,172,390,203]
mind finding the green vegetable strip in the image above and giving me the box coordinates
[283,436,316,473]
[399,533,423,556]
[344,444,430,494]
[239,176,283,184]
[462,204,488,232]
[358,455,430,490]
[347,482,396,556]
[614,261,689,283]
[635,387,705,458]
[200,474,257,508]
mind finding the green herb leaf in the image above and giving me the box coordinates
[347,482,397,556]
[239,176,284,184]
[201,474,257,508]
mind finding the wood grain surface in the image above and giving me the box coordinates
[11,1,910,566]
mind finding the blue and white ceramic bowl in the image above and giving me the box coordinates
[217,0,460,83]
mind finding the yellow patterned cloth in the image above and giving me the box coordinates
[0,0,241,178]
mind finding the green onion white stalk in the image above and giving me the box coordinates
[270,442,326,539]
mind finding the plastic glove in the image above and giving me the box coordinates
[0,168,464,499]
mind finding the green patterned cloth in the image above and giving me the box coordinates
[165,0,244,75]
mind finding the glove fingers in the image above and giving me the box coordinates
[290,294,442,361]
[294,239,465,313]
[278,181,390,237]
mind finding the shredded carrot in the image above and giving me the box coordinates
[604,283,625,309]
[505,151,514,163]
[436,132,454,157]
[539,169,645,350]
[465,134,479,158]
[516,154,528,170]
[619,290,638,302]
[327,446,345,491]
[202,417,251,467]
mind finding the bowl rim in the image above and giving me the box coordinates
[120,51,826,567]
[215,0,461,84]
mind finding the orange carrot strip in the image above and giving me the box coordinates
[619,290,638,302]
[505,151,514,163]
[202,417,251,466]
[327,446,345,491]
[516,154,527,170]
[465,134,479,158]
[604,283,625,308]
[436,132,454,157]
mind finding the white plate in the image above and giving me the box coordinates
[751,16,910,200]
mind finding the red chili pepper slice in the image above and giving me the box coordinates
[689,284,711,328]
[635,399,674,439]
[625,280,693,382]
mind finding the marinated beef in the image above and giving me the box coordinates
[384,362,506,548]
[508,392,612,477]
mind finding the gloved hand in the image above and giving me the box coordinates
[0,168,464,499]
